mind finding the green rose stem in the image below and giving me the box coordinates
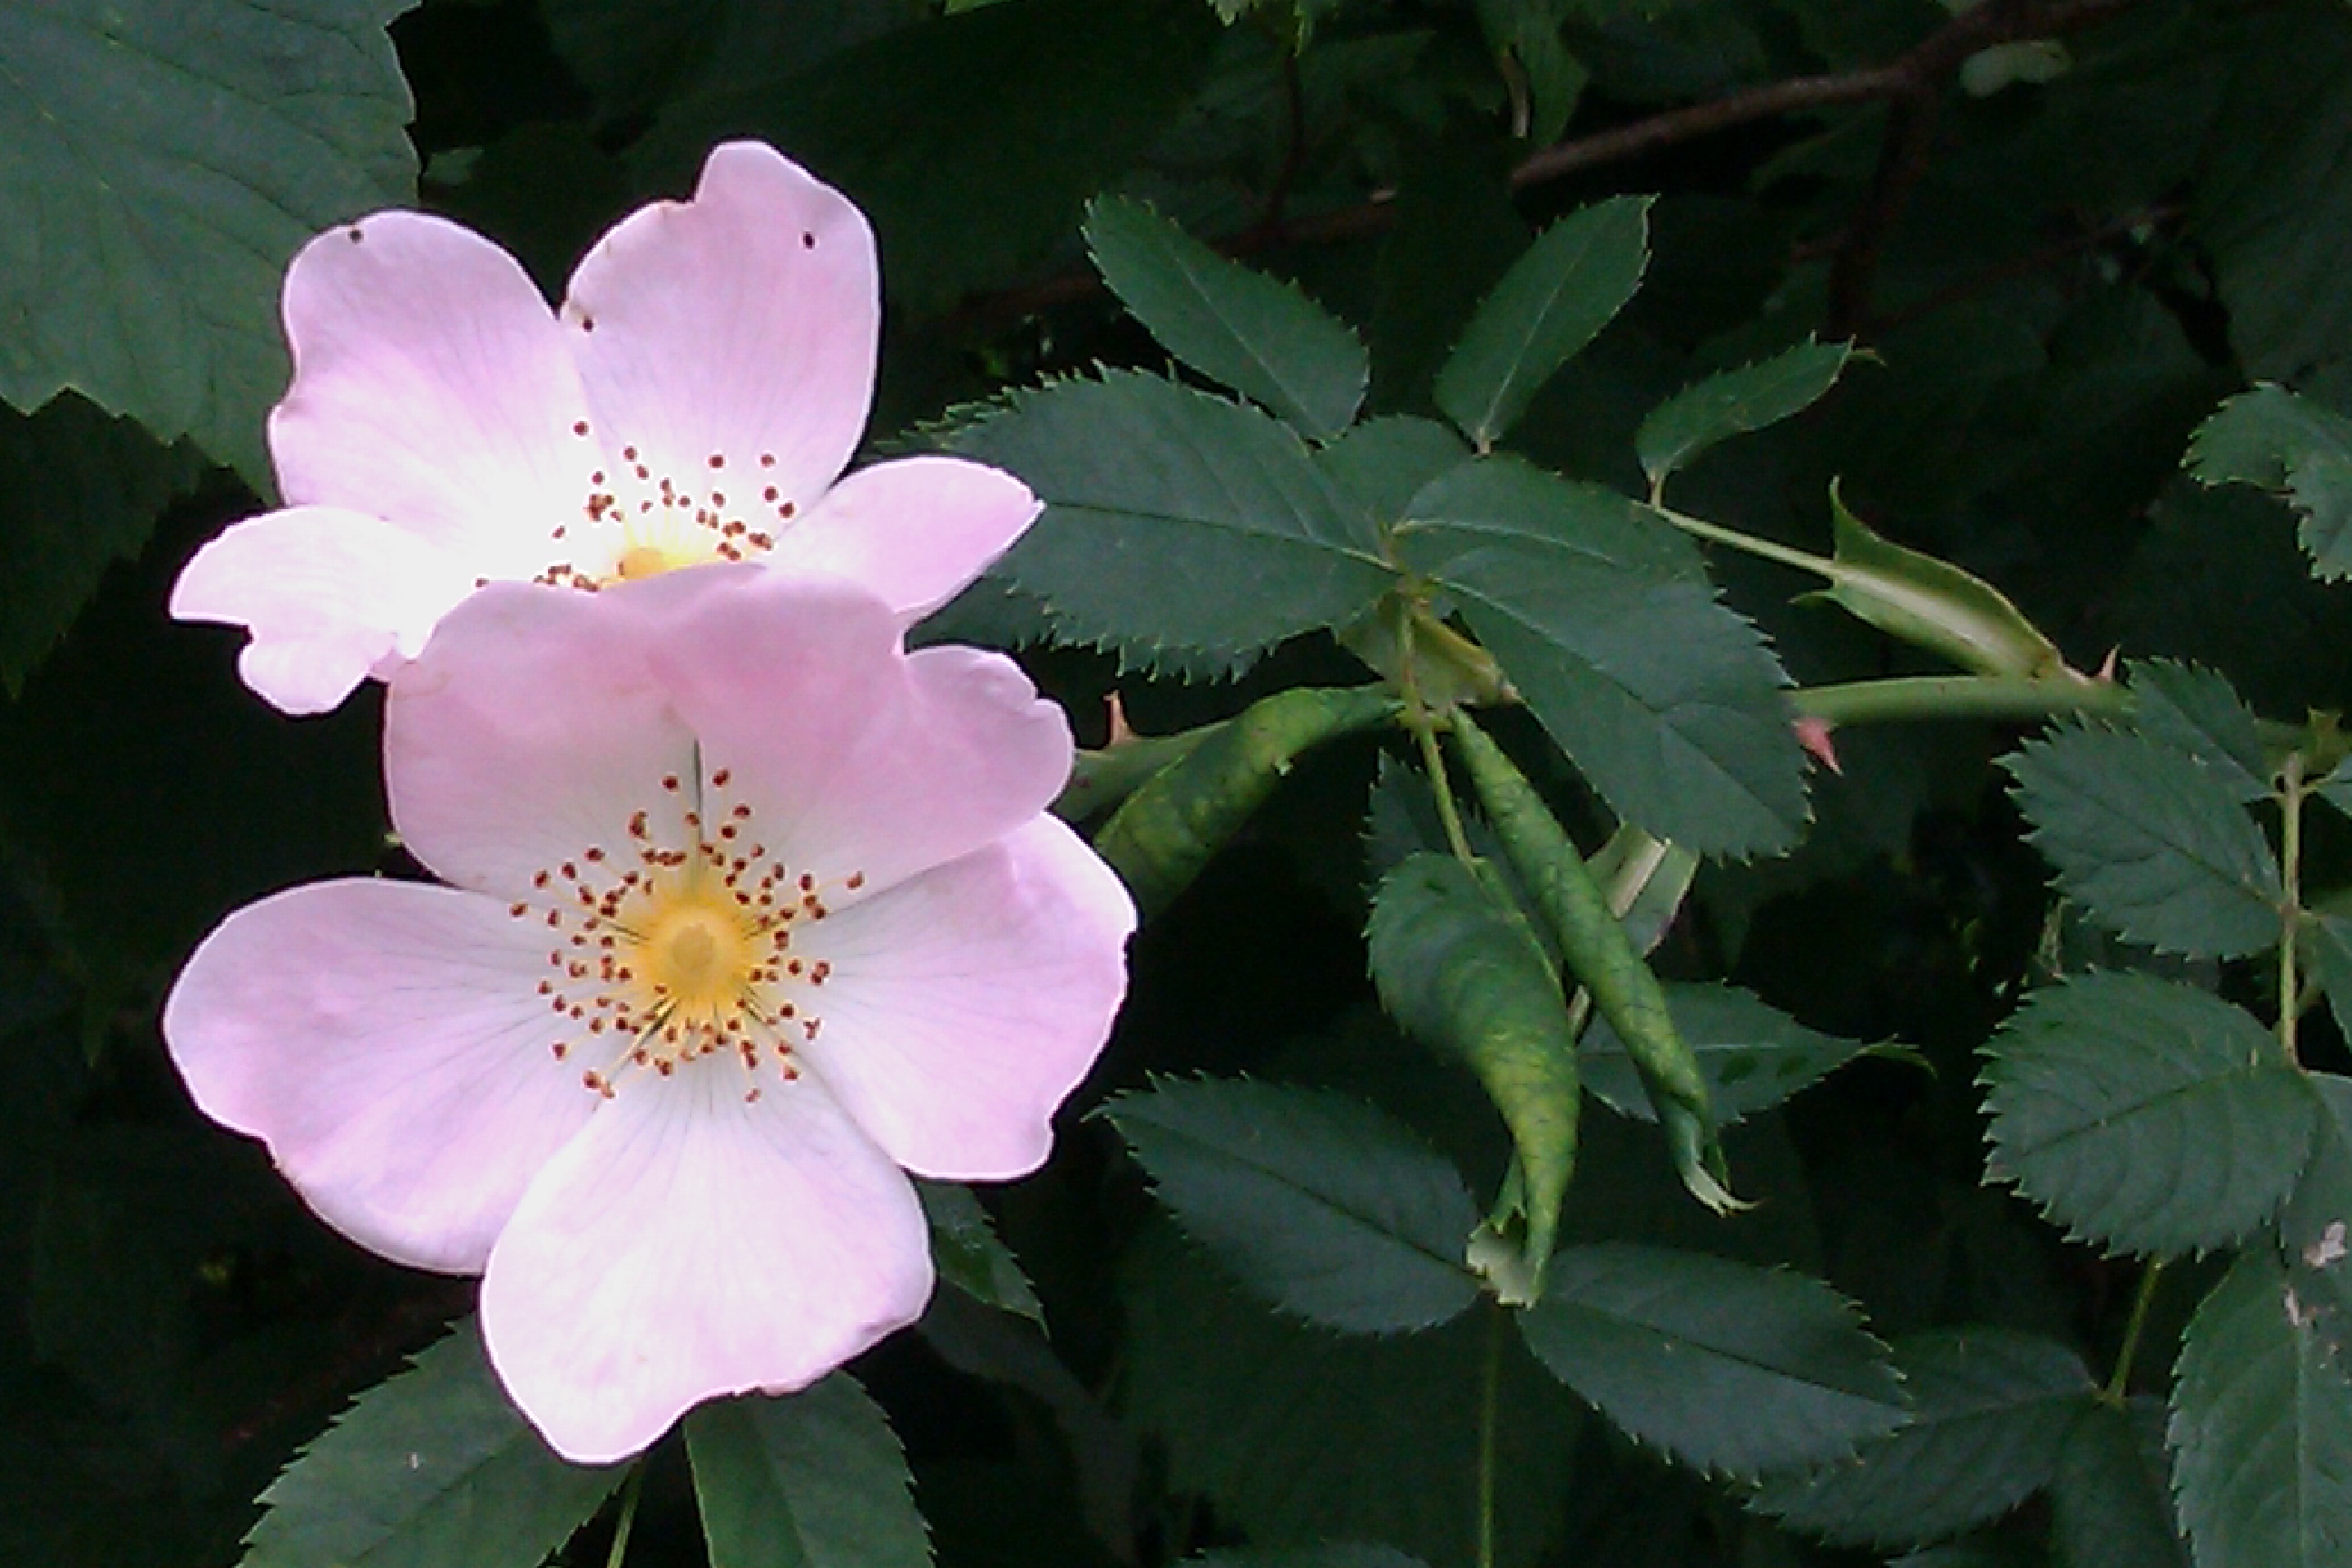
[1793,673,2131,728]
[2279,750,2308,1066]
[1476,1300,1504,1568]
[1448,710,1740,1215]
[2102,1261,2167,1406]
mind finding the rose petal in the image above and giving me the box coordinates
[387,582,697,896]
[782,455,1040,619]
[172,505,485,714]
[161,880,599,1273]
[795,816,1133,1179]
[271,211,593,573]
[642,572,1074,892]
[480,1068,930,1464]
[560,142,877,525]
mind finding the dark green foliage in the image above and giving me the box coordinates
[1391,458,1807,856]
[0,0,418,483]
[642,0,1221,310]
[2188,384,2352,580]
[952,373,1391,671]
[2169,1251,2352,1568]
[240,1323,623,1568]
[1636,338,1854,489]
[1105,1077,1482,1333]
[24,0,2352,1563]
[1085,197,1367,440]
[1436,197,1651,450]
[685,1379,931,1568]
[1516,1242,1907,1476]
[1748,1328,2096,1550]
[1982,975,2319,1256]
[1120,1223,1582,1568]
[1579,984,1873,1128]
[2004,723,2284,958]
[0,395,201,692]
[2052,1398,2189,1568]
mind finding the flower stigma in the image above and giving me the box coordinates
[511,761,865,1102]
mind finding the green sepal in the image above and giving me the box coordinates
[1805,482,2079,679]
[1093,685,1398,917]
[1447,710,1737,1214]
[1367,851,1582,1299]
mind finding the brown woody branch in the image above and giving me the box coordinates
[953,0,2149,333]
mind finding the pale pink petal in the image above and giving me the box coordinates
[796,817,1133,1179]
[780,456,1040,619]
[386,582,696,897]
[642,572,1074,893]
[559,142,877,526]
[172,505,485,714]
[480,1070,930,1464]
[271,211,596,573]
[161,881,599,1273]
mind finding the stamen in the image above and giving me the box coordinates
[514,769,858,1101]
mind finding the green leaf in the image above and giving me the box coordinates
[642,0,1220,310]
[2303,916,2352,1057]
[544,0,907,123]
[2052,1397,2189,1568]
[1813,485,2073,678]
[1981,973,2320,1256]
[916,1181,1044,1327]
[1515,1243,1906,1476]
[1093,685,1398,916]
[2004,724,2284,959]
[0,0,418,483]
[2194,11,2352,377]
[2187,384,2352,581]
[1434,196,1651,449]
[948,371,1393,670]
[1580,984,1873,1128]
[2127,660,2272,803]
[1121,1222,1581,1568]
[685,1378,930,1568]
[2170,1250,2352,1568]
[1367,852,1580,1300]
[1103,1078,1480,1334]
[240,1321,623,1568]
[1748,1328,2096,1550]
[2279,1073,2352,1367]
[1394,457,1807,857]
[1318,417,1475,528]
[0,394,200,692]
[1083,197,1367,441]
[1635,338,1854,487]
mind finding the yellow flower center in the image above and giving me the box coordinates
[508,764,866,1102]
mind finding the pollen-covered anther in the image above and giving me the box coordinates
[515,781,849,1100]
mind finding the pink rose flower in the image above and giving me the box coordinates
[162,567,1133,1462]
[172,141,1036,714]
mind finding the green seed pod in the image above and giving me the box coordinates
[1368,851,1580,1300]
[1448,710,1740,1213]
[1093,685,1398,917]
